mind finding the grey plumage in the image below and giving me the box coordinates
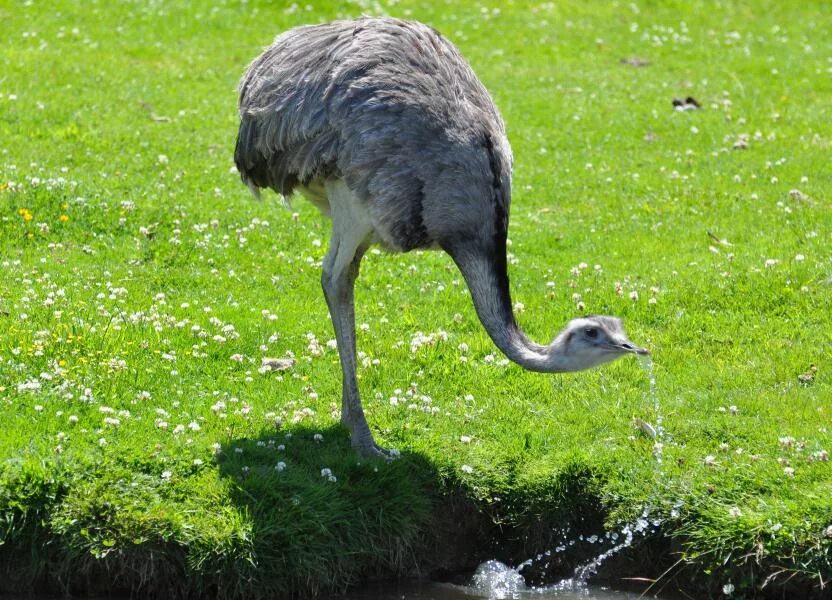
[235,17,510,252]
[235,17,645,457]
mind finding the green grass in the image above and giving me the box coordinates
[1,0,831,597]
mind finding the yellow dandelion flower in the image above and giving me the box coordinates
[59,214,69,222]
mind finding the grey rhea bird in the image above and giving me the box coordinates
[234,17,647,457]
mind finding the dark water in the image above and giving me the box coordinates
[346,581,649,599]
[345,560,656,599]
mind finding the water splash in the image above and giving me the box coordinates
[469,560,527,599]
[496,507,663,597]
[546,507,662,593]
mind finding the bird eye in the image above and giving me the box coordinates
[584,328,598,338]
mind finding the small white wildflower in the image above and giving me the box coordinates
[723,582,735,595]
[460,435,472,444]
[728,506,741,518]
[461,464,474,474]
[275,461,286,471]
[161,470,172,480]
[313,433,324,443]
[779,436,795,448]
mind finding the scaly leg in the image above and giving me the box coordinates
[321,180,389,458]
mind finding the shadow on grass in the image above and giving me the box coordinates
[214,424,489,597]
[0,427,686,599]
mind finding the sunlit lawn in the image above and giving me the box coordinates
[1,0,830,597]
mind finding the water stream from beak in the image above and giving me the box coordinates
[637,352,665,461]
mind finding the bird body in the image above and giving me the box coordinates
[236,17,510,253]
[235,17,646,456]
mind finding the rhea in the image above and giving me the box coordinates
[235,17,647,457]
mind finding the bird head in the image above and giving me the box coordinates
[551,315,648,371]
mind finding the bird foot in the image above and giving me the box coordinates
[352,437,400,460]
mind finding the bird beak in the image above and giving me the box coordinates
[616,340,649,355]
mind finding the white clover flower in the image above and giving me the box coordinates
[461,464,474,474]
[313,433,324,443]
[275,461,286,472]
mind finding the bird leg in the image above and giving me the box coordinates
[321,221,389,458]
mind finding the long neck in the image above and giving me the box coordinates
[446,243,576,373]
